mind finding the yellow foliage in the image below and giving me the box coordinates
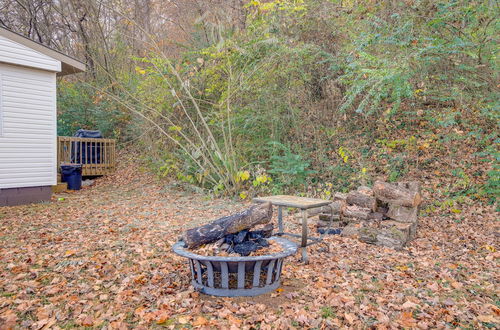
[414,88,424,96]
[168,126,182,132]
[135,66,146,75]
[483,245,496,252]
[253,174,271,187]
[236,170,250,183]
[338,146,350,163]
[255,175,268,184]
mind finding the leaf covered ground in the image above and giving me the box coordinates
[0,156,498,329]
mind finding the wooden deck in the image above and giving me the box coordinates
[57,136,116,176]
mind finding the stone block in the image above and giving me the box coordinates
[358,221,413,249]
[343,217,365,224]
[333,192,347,201]
[397,181,421,194]
[318,213,341,221]
[343,205,371,220]
[317,220,344,228]
[341,223,362,238]
[357,185,374,196]
[367,212,384,221]
[387,204,418,223]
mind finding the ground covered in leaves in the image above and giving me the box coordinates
[1,156,498,329]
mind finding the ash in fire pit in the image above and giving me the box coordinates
[220,224,273,256]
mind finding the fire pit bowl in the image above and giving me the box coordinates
[173,236,297,297]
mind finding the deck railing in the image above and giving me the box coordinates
[57,136,116,176]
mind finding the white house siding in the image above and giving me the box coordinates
[0,35,61,72]
[0,63,57,189]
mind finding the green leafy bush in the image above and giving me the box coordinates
[57,81,128,138]
[267,142,315,189]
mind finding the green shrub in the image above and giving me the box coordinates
[57,81,128,138]
[267,141,315,189]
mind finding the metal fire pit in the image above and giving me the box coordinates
[173,237,297,297]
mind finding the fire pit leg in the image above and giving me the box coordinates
[278,206,284,235]
[301,208,309,264]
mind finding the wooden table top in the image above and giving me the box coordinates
[253,195,331,209]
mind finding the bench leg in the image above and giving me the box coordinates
[278,206,284,235]
[301,208,309,264]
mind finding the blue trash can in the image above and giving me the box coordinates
[61,164,82,190]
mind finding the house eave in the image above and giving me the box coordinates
[0,27,86,75]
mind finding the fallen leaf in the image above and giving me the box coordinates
[64,250,76,257]
[427,282,439,291]
[399,311,416,327]
[344,313,356,324]
[227,314,242,326]
[35,306,51,320]
[134,306,146,317]
[0,310,18,328]
[402,301,418,309]
[477,314,497,323]
[156,312,170,324]
[483,245,496,252]
[192,316,208,326]
[81,315,94,327]
[178,315,191,324]
[31,318,49,330]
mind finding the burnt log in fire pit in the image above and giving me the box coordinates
[173,237,297,297]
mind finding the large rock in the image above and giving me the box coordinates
[367,212,384,221]
[318,213,341,221]
[387,204,418,223]
[317,219,345,228]
[333,192,347,201]
[358,221,413,249]
[346,191,377,211]
[357,185,374,196]
[373,181,422,208]
[397,181,421,194]
[380,221,414,240]
[341,223,362,238]
[343,205,371,220]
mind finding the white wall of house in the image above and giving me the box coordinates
[0,62,58,189]
[0,35,61,72]
[0,28,83,203]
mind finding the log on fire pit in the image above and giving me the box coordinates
[183,202,273,249]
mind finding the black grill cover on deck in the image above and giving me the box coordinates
[71,129,103,164]
[74,129,103,139]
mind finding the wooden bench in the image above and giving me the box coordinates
[253,195,333,264]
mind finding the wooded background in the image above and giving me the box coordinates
[1,0,498,209]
